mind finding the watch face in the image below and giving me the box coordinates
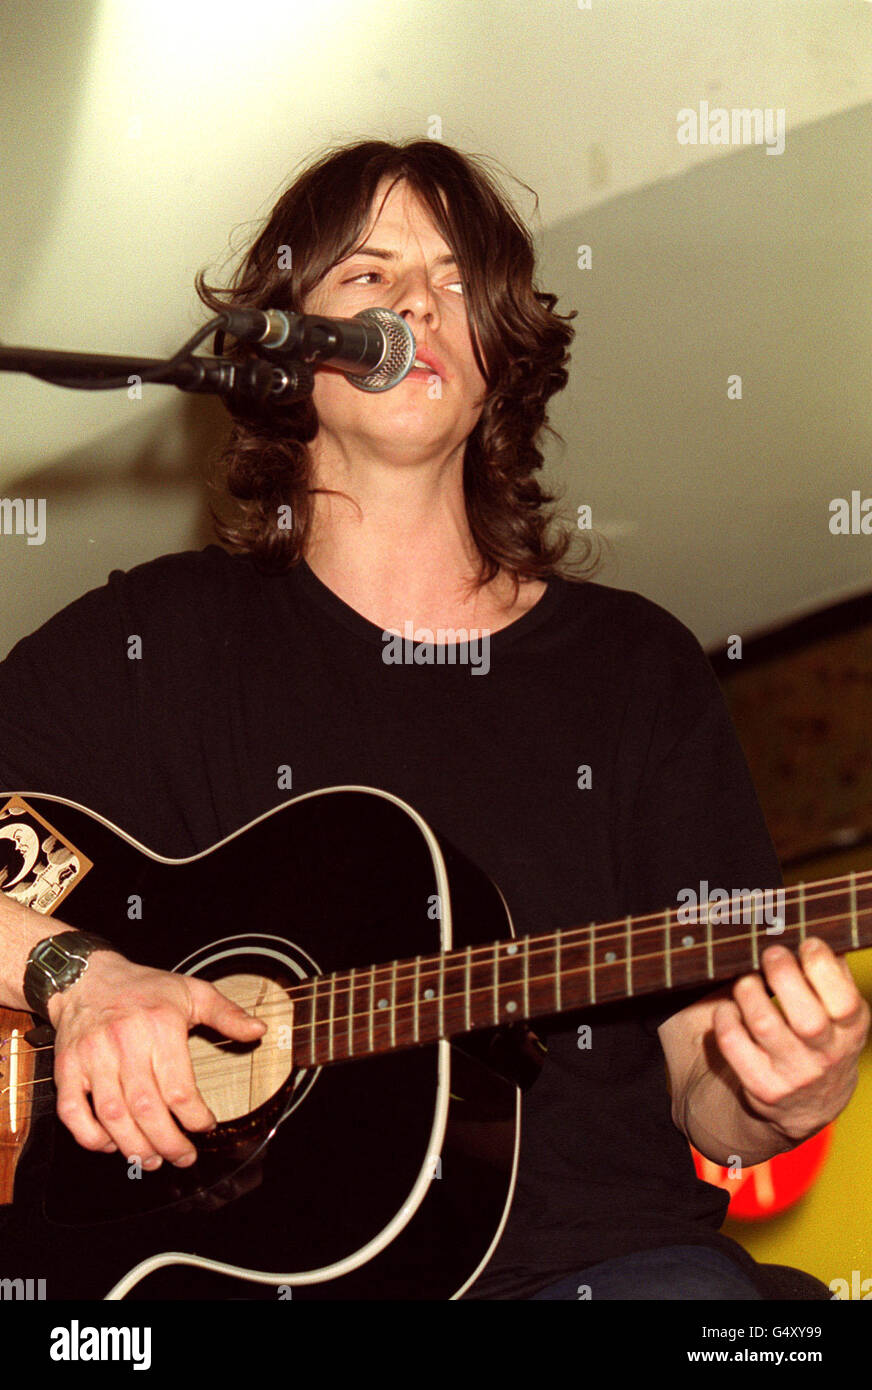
[39,942,73,974]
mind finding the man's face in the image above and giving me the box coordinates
[301,178,488,467]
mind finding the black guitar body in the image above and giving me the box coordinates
[0,788,521,1300]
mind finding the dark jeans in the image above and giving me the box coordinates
[530,1245,764,1300]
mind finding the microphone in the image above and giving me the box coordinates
[220,307,416,393]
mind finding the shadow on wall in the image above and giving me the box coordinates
[4,100,870,658]
[537,101,872,645]
[0,391,233,660]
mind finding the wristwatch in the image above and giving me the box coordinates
[23,930,117,1020]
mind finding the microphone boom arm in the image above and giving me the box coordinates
[0,316,316,404]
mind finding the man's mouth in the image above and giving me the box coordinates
[408,347,446,378]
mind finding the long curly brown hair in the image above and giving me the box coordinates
[195,138,597,589]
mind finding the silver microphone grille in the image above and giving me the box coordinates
[344,308,416,392]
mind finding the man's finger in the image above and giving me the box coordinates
[731,972,808,1066]
[118,1057,199,1167]
[54,1051,117,1153]
[150,1014,219,1135]
[110,1016,207,1163]
[189,977,270,1039]
[759,944,834,1049]
[711,997,783,1102]
[796,938,867,1025]
[85,1034,165,1170]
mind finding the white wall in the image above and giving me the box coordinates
[1,0,870,653]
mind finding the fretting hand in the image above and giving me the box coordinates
[711,937,870,1142]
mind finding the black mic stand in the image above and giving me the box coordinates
[0,317,316,406]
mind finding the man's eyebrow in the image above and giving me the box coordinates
[338,246,459,268]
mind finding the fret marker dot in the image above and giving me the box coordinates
[682,935,695,948]
[506,943,518,955]
[423,988,435,1000]
[377,998,388,1010]
[604,951,616,964]
[505,1000,517,1013]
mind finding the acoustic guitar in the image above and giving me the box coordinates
[0,786,869,1300]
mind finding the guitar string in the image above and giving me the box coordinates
[4,900,870,1114]
[3,886,870,1069]
[187,888,872,1059]
[4,866,864,1045]
[1,861,866,1028]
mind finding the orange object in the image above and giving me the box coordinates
[691,1126,833,1220]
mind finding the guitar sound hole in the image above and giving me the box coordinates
[187,974,294,1123]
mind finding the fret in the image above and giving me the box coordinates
[390,959,398,1050]
[589,923,595,1004]
[328,971,337,1063]
[496,940,522,1021]
[294,869,872,1068]
[850,872,858,950]
[417,958,439,1041]
[669,903,712,988]
[368,967,375,1053]
[438,954,445,1038]
[309,975,318,1068]
[374,974,391,1034]
[625,916,632,996]
[768,905,785,935]
[593,917,631,1003]
[664,907,672,989]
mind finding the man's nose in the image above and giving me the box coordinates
[392,269,439,326]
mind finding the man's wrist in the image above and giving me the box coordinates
[682,1060,798,1165]
[24,930,119,1022]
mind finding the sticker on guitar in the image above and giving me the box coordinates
[0,796,93,916]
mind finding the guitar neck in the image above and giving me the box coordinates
[291,871,872,1069]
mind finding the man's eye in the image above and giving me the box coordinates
[342,271,463,292]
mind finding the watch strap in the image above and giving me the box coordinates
[23,930,117,1020]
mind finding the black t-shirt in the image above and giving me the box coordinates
[0,547,782,1298]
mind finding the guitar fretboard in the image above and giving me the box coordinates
[287,873,872,1068]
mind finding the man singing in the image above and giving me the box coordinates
[0,139,866,1299]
